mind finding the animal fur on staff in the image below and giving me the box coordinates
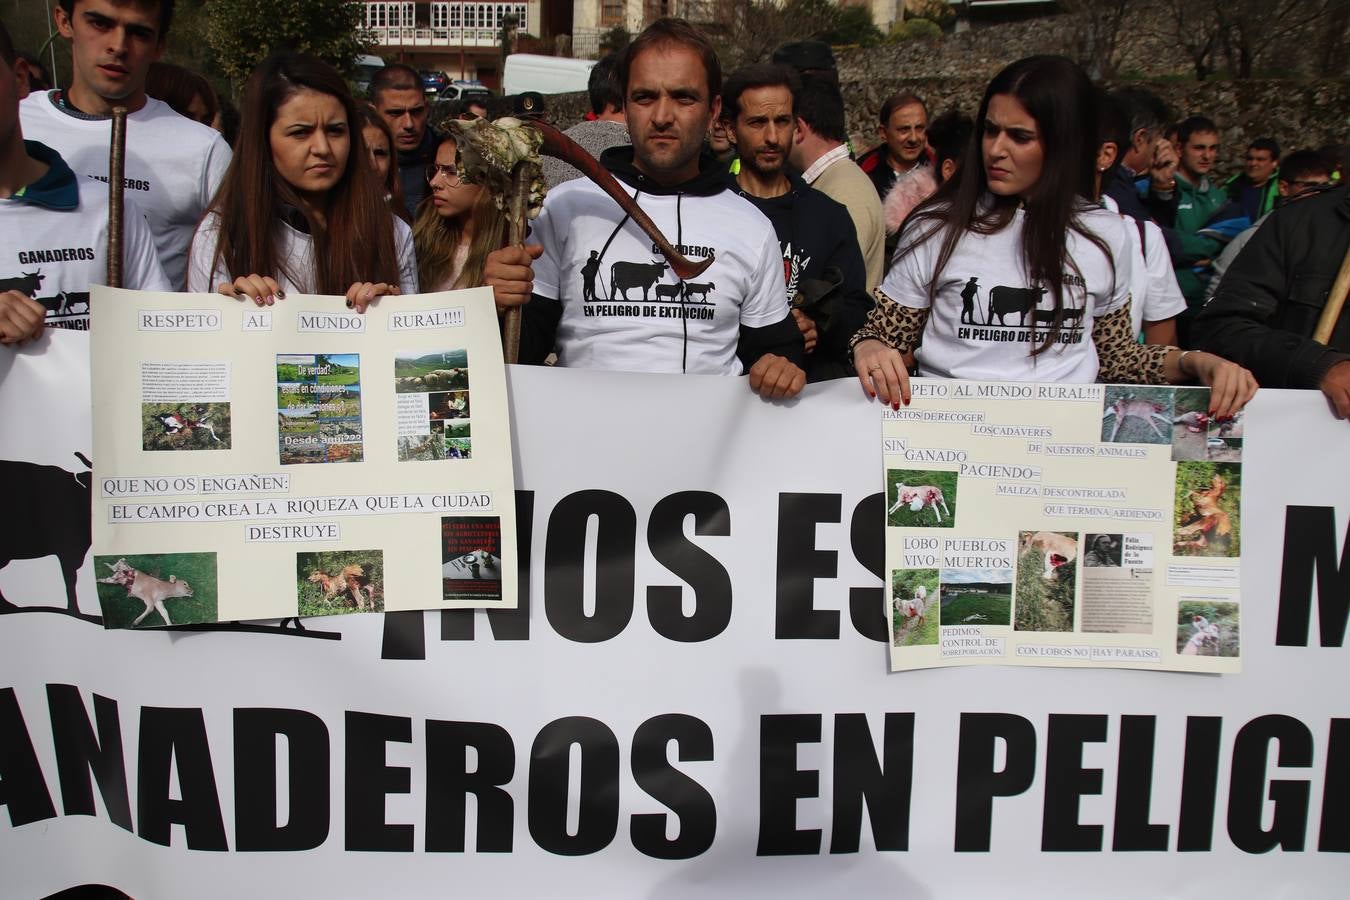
[107,107,128,288]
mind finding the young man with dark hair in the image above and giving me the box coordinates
[857,91,930,200]
[1203,148,1335,303]
[20,0,229,288]
[1,21,167,341]
[926,108,972,185]
[1149,115,1229,320]
[542,54,630,190]
[371,63,433,217]
[720,62,871,381]
[1225,137,1281,222]
[788,75,885,291]
[484,18,806,399]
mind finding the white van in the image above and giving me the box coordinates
[353,55,386,97]
[502,54,597,95]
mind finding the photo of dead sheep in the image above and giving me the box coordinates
[1176,600,1239,657]
[891,568,939,647]
[1014,530,1078,632]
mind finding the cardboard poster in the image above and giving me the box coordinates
[884,379,1242,673]
[89,288,518,627]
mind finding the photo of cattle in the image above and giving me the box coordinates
[142,402,231,451]
[94,552,218,628]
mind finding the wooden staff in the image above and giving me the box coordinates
[502,160,530,364]
[532,121,714,281]
[106,106,128,288]
[1311,241,1350,344]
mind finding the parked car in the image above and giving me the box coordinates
[420,70,451,95]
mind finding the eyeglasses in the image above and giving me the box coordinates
[425,163,462,185]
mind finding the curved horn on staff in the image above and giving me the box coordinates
[531,120,714,281]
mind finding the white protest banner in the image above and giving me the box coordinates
[1,330,1347,898]
[89,288,518,626]
[883,380,1242,673]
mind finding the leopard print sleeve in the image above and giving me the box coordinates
[1093,299,1172,384]
[848,288,929,360]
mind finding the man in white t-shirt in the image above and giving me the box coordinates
[19,0,231,289]
[484,18,806,399]
[1,21,167,342]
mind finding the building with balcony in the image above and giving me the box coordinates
[364,1,548,87]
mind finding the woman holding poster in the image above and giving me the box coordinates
[849,56,1256,418]
[186,52,418,310]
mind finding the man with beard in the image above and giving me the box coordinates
[484,18,806,399]
[720,62,871,382]
[20,0,231,288]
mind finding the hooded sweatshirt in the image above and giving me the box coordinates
[522,147,803,374]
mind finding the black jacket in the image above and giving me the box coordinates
[1192,185,1350,388]
[520,147,805,371]
[729,171,873,381]
[397,129,438,220]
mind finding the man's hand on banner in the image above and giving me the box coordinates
[0,290,46,344]
[1319,359,1350,420]
[748,353,806,400]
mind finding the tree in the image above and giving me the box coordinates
[1058,0,1130,79]
[1154,0,1223,80]
[205,0,372,89]
[703,0,842,69]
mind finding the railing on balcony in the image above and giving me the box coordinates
[366,2,529,48]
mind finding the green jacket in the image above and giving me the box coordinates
[1171,174,1228,306]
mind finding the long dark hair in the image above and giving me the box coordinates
[896,55,1108,354]
[200,52,400,294]
[356,102,410,223]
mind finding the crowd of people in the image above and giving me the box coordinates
[3,1,1348,419]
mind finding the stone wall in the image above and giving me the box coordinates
[537,6,1350,179]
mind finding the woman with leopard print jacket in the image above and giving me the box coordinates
[849,56,1255,420]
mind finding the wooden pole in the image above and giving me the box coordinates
[501,160,529,364]
[1311,241,1350,345]
[107,106,128,288]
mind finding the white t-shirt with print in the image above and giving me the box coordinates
[1101,195,1186,336]
[529,178,789,375]
[879,203,1133,383]
[186,212,419,296]
[0,177,169,331]
[20,92,232,288]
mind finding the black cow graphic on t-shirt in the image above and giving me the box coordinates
[577,250,717,322]
[0,268,91,331]
[957,275,1086,345]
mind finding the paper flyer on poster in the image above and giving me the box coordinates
[89,287,517,628]
[883,379,1242,673]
